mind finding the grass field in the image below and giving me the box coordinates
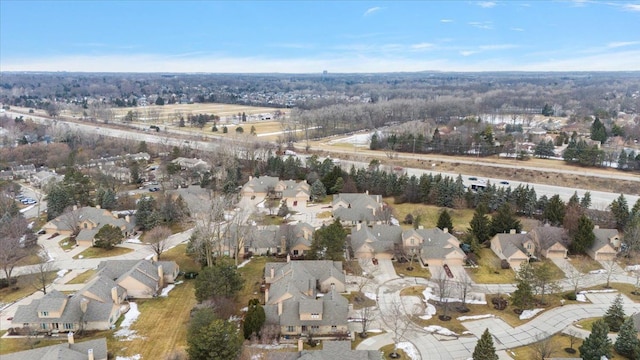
[0,330,69,355]
[161,243,201,273]
[0,272,56,304]
[66,269,97,284]
[508,332,583,359]
[110,103,283,122]
[58,237,75,251]
[568,255,603,273]
[72,246,133,259]
[237,256,269,310]
[467,248,517,284]
[394,262,431,279]
[385,199,475,232]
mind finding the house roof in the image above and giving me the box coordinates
[350,225,399,254]
[530,225,568,251]
[0,338,108,360]
[267,341,380,360]
[265,289,348,328]
[35,290,67,313]
[265,260,345,305]
[97,259,172,289]
[47,206,134,234]
[494,233,529,258]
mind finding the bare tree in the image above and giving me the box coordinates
[227,206,254,266]
[565,328,580,353]
[456,271,474,311]
[433,268,453,320]
[31,253,56,294]
[564,261,586,295]
[59,206,82,239]
[532,332,555,360]
[146,226,172,260]
[191,195,233,267]
[601,260,622,288]
[384,298,419,358]
[358,305,378,338]
[0,215,29,286]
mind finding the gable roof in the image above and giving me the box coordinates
[264,289,348,328]
[494,233,529,258]
[267,341,380,360]
[350,225,400,254]
[530,225,568,251]
[48,206,134,233]
[1,338,108,360]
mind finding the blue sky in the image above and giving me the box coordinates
[1,1,639,73]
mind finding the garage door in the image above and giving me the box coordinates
[546,250,566,259]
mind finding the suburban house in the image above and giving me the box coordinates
[241,176,310,208]
[349,225,465,266]
[263,260,348,339]
[527,225,569,259]
[587,227,620,261]
[2,333,107,360]
[349,224,401,260]
[42,206,135,247]
[30,170,63,188]
[332,192,385,226]
[171,157,211,171]
[267,341,381,360]
[11,259,177,332]
[490,231,534,270]
[228,222,314,258]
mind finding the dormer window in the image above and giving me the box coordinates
[311,313,320,319]
[41,311,49,316]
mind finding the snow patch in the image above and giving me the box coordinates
[237,259,251,268]
[56,269,69,278]
[457,314,495,321]
[116,356,142,360]
[368,329,383,333]
[519,308,544,320]
[125,237,143,244]
[576,293,587,302]
[420,288,437,320]
[160,284,175,297]
[589,269,607,275]
[397,341,420,360]
[19,205,35,213]
[365,292,377,301]
[115,303,143,340]
[625,265,640,271]
[424,325,458,336]
[241,307,248,312]
[579,289,617,294]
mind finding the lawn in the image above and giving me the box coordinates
[72,246,133,259]
[237,256,269,310]
[66,269,97,284]
[109,281,197,359]
[161,243,201,273]
[58,237,76,251]
[399,286,426,297]
[0,272,56,304]
[394,261,431,279]
[575,317,599,332]
[385,199,475,232]
[379,343,409,359]
[508,332,583,359]
[466,248,517,284]
[344,291,376,310]
[0,330,71,355]
[15,253,43,267]
[568,255,602,273]
[583,283,640,303]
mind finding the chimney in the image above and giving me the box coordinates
[298,338,304,351]
[356,223,361,231]
[68,331,75,345]
[443,227,449,233]
[249,175,253,181]
[88,348,94,360]
[509,229,516,234]
[277,301,283,316]
[125,215,131,223]
[73,205,78,211]
[157,264,164,288]
[286,253,290,263]
[270,267,275,279]
[594,225,600,229]
[365,190,369,195]
[152,254,158,262]
[280,236,286,255]
[265,287,269,303]
[111,287,119,304]
[80,298,89,314]
[95,204,101,210]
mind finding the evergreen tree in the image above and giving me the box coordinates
[490,203,522,236]
[610,194,630,231]
[580,191,592,209]
[579,319,612,360]
[604,294,626,332]
[543,195,566,226]
[436,210,454,233]
[511,278,534,310]
[309,219,347,261]
[94,224,124,249]
[194,263,244,302]
[45,183,73,220]
[155,96,165,106]
[136,196,158,231]
[469,204,491,243]
[568,191,580,206]
[615,317,640,358]
[473,328,499,360]
[618,150,629,170]
[590,117,607,144]
[310,179,327,201]
[541,103,553,116]
[571,215,595,254]
[243,298,266,339]
[187,309,243,360]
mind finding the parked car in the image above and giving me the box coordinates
[499,181,509,185]
[468,177,478,181]
[48,232,59,239]
[148,187,160,192]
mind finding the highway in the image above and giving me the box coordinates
[6,110,638,210]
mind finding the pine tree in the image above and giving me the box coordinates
[469,204,491,243]
[610,194,630,231]
[543,194,566,226]
[511,279,534,310]
[436,210,453,233]
[243,299,266,339]
[604,294,626,332]
[614,317,640,358]
[571,215,595,254]
[590,117,607,144]
[580,191,592,209]
[579,319,612,360]
[310,179,326,202]
[473,328,499,360]
[490,203,522,236]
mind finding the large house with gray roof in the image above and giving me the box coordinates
[241,176,310,208]
[490,231,534,270]
[42,206,135,247]
[587,226,620,261]
[225,222,314,258]
[332,192,385,226]
[350,224,466,266]
[11,259,177,333]
[2,333,107,360]
[263,260,348,339]
[267,340,381,360]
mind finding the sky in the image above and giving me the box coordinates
[1,0,640,73]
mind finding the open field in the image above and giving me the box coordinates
[72,246,133,259]
[0,272,57,304]
[66,269,97,284]
[237,256,269,310]
[467,248,517,284]
[105,103,284,122]
[385,199,475,232]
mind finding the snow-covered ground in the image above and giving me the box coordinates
[237,259,251,268]
[365,292,377,301]
[519,308,544,320]
[457,314,495,321]
[116,355,141,360]
[397,341,420,360]
[327,131,378,146]
[579,289,617,294]
[576,293,588,302]
[420,288,437,320]
[114,302,142,340]
[160,284,175,297]
[424,325,458,336]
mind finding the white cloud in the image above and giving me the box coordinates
[459,50,477,56]
[440,19,454,23]
[622,4,640,11]
[469,21,493,30]
[411,42,435,50]
[363,7,383,16]
[510,27,525,32]
[607,41,640,48]
[479,44,519,50]
[476,1,497,8]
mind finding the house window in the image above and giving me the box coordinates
[311,313,320,319]
[84,223,88,229]
[331,325,337,332]
[293,250,299,255]
[311,325,319,331]
[41,323,47,330]
[527,243,531,249]
[410,239,415,245]
[64,323,74,330]
[301,325,307,332]
[287,326,295,332]
[41,311,49,317]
